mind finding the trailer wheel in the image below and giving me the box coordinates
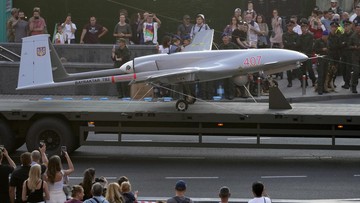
[26,117,76,155]
[0,119,16,152]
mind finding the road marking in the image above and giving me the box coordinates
[159,157,205,159]
[354,174,360,177]
[282,156,332,160]
[104,139,153,142]
[165,177,219,179]
[261,175,307,179]
[69,176,117,180]
[227,137,271,140]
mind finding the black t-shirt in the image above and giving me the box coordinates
[9,165,31,203]
[232,29,247,48]
[0,165,14,194]
[83,23,104,44]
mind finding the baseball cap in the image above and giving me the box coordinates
[197,14,205,20]
[219,186,230,197]
[330,21,339,27]
[175,180,186,191]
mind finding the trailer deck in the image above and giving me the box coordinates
[1,97,360,154]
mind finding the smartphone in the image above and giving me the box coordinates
[39,140,45,148]
[61,146,67,156]
[0,144,4,151]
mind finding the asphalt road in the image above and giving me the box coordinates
[14,141,360,202]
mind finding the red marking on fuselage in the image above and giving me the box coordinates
[111,76,115,83]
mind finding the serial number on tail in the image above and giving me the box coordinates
[243,56,262,66]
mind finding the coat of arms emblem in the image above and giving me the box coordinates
[36,47,46,56]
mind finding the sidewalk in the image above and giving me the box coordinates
[236,75,360,103]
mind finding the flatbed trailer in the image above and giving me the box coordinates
[0,97,360,154]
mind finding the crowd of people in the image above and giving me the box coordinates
[0,145,271,203]
[6,0,360,98]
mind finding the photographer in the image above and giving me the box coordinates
[0,146,16,203]
[46,147,74,203]
[29,7,47,36]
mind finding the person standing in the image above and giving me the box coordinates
[61,14,77,44]
[314,31,329,95]
[340,20,353,89]
[190,14,210,39]
[80,16,108,44]
[245,13,261,48]
[113,13,132,44]
[142,13,161,45]
[112,38,131,98]
[327,21,342,88]
[0,147,16,203]
[65,185,84,203]
[166,180,193,203]
[21,164,50,203]
[7,8,19,42]
[83,183,109,203]
[248,182,271,203]
[329,0,343,15]
[12,10,28,43]
[218,186,231,203]
[46,152,74,203]
[270,9,283,48]
[256,15,269,48]
[9,152,31,203]
[282,21,299,87]
[349,22,360,93]
[297,20,316,87]
[177,15,193,40]
[29,8,47,36]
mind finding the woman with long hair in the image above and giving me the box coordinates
[105,182,124,203]
[256,14,269,48]
[81,168,96,201]
[22,164,50,203]
[223,16,239,37]
[270,9,284,48]
[65,185,84,203]
[46,152,74,203]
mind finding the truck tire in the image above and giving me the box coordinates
[0,119,16,152]
[26,117,77,156]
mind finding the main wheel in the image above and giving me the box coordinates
[0,119,16,152]
[26,117,77,156]
[176,100,189,111]
[185,94,196,104]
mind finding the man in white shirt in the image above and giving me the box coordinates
[61,14,77,44]
[245,13,260,48]
[291,15,302,35]
[248,182,271,203]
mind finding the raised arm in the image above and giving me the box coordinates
[63,152,74,176]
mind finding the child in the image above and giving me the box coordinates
[55,24,66,44]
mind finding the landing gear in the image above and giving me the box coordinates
[185,94,196,104]
[176,100,189,111]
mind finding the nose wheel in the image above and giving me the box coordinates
[176,99,189,111]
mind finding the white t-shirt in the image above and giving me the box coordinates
[248,197,272,203]
[143,22,159,44]
[158,45,169,54]
[61,23,77,40]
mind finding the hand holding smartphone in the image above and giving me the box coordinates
[61,146,67,156]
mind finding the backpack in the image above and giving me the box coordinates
[173,196,191,203]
